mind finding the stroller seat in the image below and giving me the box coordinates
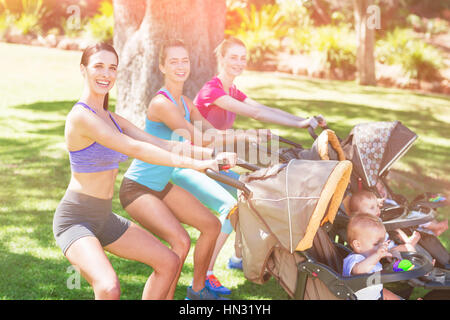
[293,226,434,300]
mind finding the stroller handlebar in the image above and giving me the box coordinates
[205,168,251,197]
[383,214,435,231]
[277,136,303,149]
[307,115,329,140]
[207,160,261,196]
[308,126,318,140]
[236,160,261,172]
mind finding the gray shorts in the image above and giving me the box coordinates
[53,189,131,255]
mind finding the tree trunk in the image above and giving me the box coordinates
[353,0,376,86]
[311,0,331,25]
[113,0,226,128]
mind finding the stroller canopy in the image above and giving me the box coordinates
[342,121,417,188]
[234,159,352,296]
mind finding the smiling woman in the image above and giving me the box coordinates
[80,44,118,111]
[118,39,241,300]
[195,37,326,130]
[52,42,234,300]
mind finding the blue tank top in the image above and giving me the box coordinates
[69,102,128,173]
[124,88,191,191]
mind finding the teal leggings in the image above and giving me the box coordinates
[171,168,239,234]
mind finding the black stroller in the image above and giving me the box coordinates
[253,120,449,298]
[332,121,450,297]
[205,160,433,300]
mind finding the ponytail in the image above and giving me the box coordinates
[103,93,109,110]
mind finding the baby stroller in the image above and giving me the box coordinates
[329,121,450,296]
[243,120,450,297]
[206,160,433,300]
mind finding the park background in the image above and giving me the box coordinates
[0,0,449,299]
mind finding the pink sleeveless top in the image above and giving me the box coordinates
[194,76,247,130]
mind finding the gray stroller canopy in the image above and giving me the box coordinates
[341,121,417,188]
[233,159,352,297]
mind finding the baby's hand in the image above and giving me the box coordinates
[395,229,420,247]
[377,241,393,259]
[407,231,421,246]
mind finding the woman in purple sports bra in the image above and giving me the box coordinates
[53,43,236,300]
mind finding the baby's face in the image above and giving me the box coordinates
[354,226,386,257]
[360,196,381,217]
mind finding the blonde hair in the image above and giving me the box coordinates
[214,36,246,62]
[347,213,385,247]
[349,190,377,216]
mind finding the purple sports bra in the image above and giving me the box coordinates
[69,102,128,173]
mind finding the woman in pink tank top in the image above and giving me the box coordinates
[194,37,328,288]
[194,37,328,131]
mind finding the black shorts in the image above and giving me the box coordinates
[53,190,131,255]
[119,177,173,209]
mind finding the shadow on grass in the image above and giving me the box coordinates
[0,249,90,299]
[0,247,162,299]
[230,276,290,300]
[13,100,75,114]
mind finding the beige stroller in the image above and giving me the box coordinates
[207,159,433,299]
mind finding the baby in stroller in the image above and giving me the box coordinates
[338,120,449,273]
[343,213,403,300]
[347,190,450,298]
[349,190,422,256]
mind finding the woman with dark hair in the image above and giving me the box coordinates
[52,43,235,300]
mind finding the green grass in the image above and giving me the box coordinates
[0,42,449,300]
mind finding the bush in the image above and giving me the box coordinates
[401,40,444,83]
[83,0,113,43]
[376,28,444,83]
[225,3,288,69]
[406,14,449,37]
[225,0,247,33]
[310,25,356,77]
[376,28,412,65]
[0,1,15,40]
[61,14,85,39]
[13,0,49,36]
[287,26,313,54]
[277,0,313,29]
[279,1,314,55]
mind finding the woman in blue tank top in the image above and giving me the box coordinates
[119,40,240,300]
[119,40,266,299]
[53,43,234,300]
